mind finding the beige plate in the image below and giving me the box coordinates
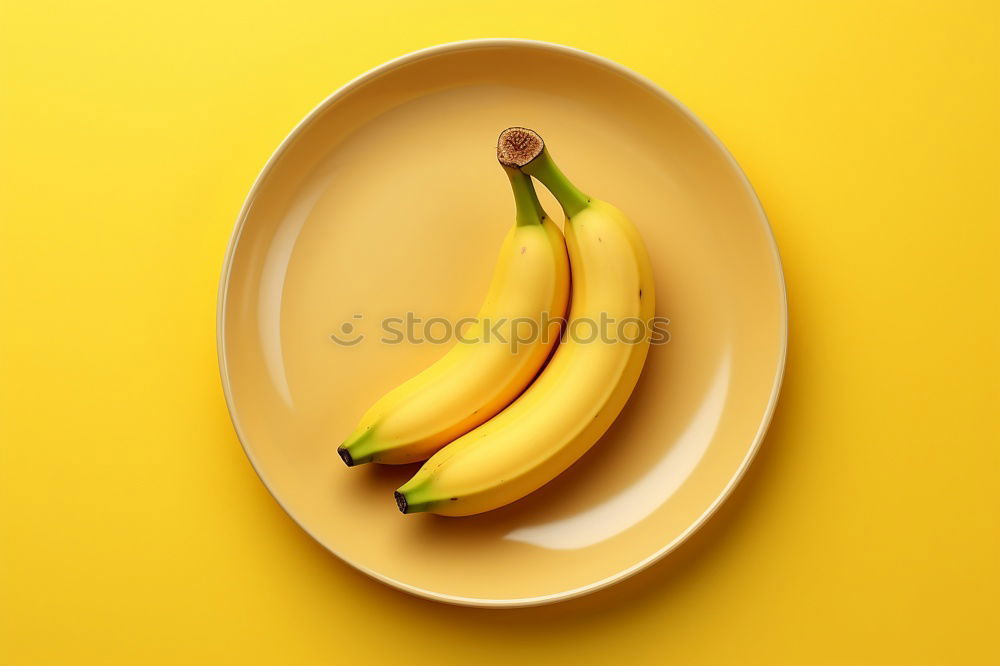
[217,39,787,607]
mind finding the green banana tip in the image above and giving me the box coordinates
[497,127,544,169]
[393,488,441,515]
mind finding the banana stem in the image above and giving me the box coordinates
[522,149,591,219]
[505,166,546,226]
[394,490,435,514]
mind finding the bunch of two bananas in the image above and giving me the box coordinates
[339,128,655,517]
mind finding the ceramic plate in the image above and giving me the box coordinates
[217,39,786,606]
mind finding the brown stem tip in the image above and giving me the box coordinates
[337,446,354,467]
[497,127,544,168]
[394,491,408,514]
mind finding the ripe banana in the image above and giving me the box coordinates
[338,166,569,466]
[395,128,655,516]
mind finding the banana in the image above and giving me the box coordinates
[338,166,569,466]
[394,128,655,516]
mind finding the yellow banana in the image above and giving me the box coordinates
[395,128,655,516]
[338,166,569,466]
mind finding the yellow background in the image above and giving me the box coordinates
[2,1,997,664]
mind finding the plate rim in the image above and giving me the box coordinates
[216,38,788,608]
